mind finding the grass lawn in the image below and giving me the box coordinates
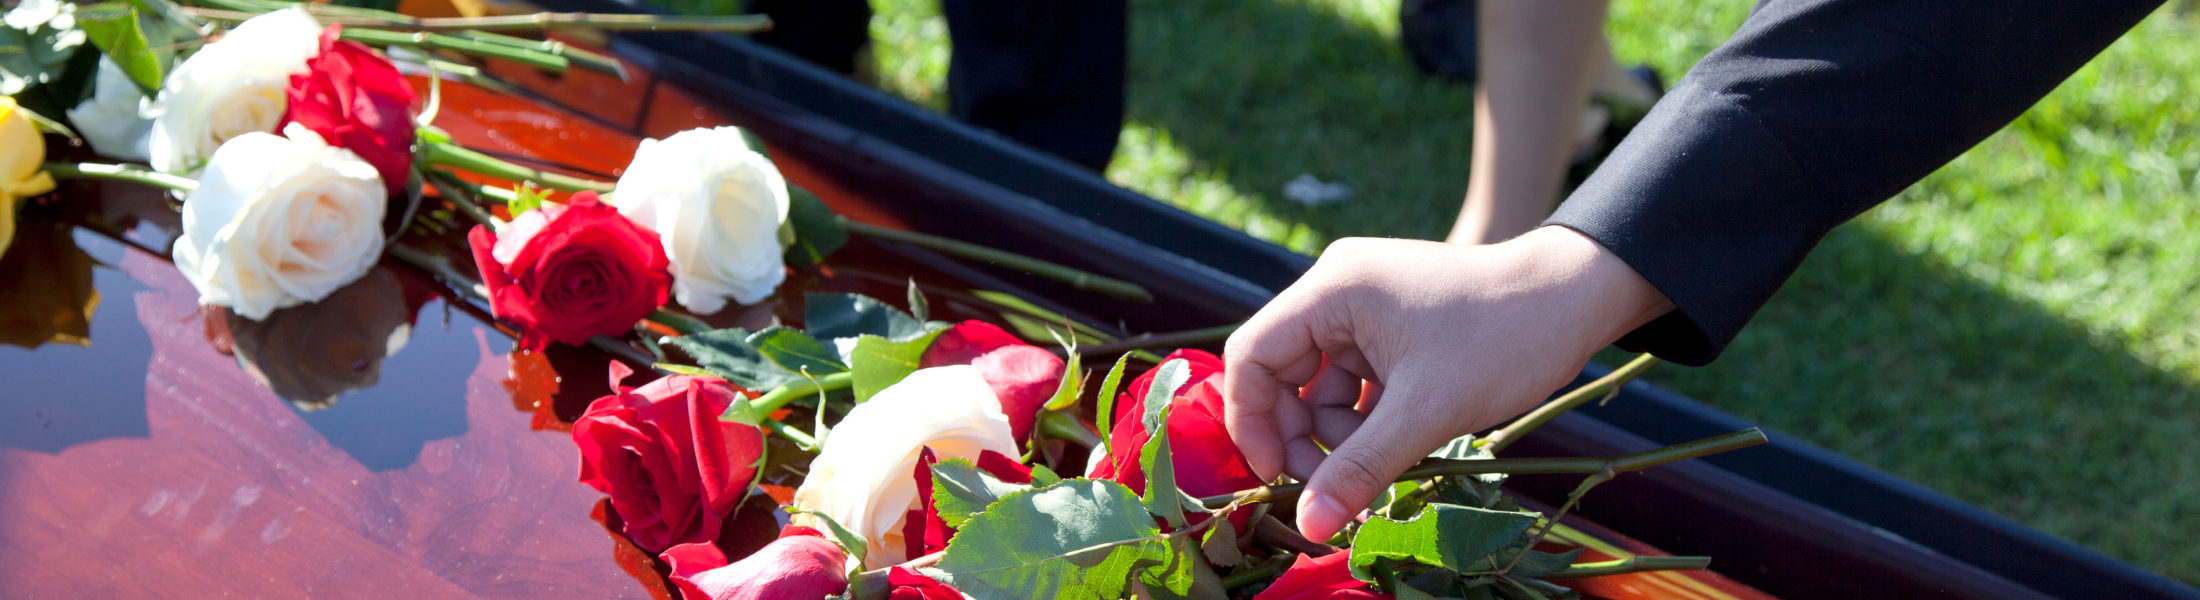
[857,0,2200,582]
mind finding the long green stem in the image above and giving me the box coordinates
[1071,323,1238,357]
[43,162,198,191]
[1219,553,1294,589]
[759,417,817,447]
[421,142,616,193]
[1483,354,1662,453]
[843,219,1153,302]
[1542,556,1712,579]
[749,371,855,416]
[458,29,627,79]
[181,4,770,33]
[340,27,570,73]
[1197,428,1768,509]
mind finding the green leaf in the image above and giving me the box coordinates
[784,185,846,265]
[1199,512,1244,568]
[1094,352,1132,441]
[507,182,548,216]
[931,479,1164,600]
[1349,504,1540,577]
[1429,434,1492,460]
[906,278,929,322]
[1041,342,1084,412]
[929,457,1034,528]
[1142,359,1191,432]
[804,292,928,341]
[665,328,801,390]
[75,4,160,96]
[748,326,847,376]
[848,329,944,403]
[1140,404,1185,529]
[1501,548,1584,579]
[1030,463,1061,487]
[789,508,867,565]
[1138,535,1228,600]
[654,362,715,377]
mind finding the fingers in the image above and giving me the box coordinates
[1223,302,1327,483]
[1294,394,1448,543]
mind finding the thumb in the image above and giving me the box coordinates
[1292,402,1433,543]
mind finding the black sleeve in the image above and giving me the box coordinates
[1545,0,2161,366]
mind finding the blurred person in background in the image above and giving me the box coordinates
[743,0,1125,172]
[1402,0,1662,245]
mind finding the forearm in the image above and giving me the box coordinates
[1547,0,2162,365]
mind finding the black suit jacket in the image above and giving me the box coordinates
[1546,0,2164,366]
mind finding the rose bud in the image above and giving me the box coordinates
[1252,552,1392,600]
[608,126,790,315]
[173,125,385,319]
[1088,349,1264,534]
[280,24,418,198]
[468,191,672,350]
[659,526,849,600]
[919,321,1063,447]
[575,364,764,553]
[150,7,324,176]
[791,366,1018,568]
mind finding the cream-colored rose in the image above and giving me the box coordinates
[791,366,1017,568]
[174,125,385,320]
[147,7,321,175]
[67,57,159,162]
[609,126,790,314]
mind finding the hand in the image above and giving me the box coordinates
[1222,226,1673,542]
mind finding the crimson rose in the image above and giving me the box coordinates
[660,526,849,600]
[885,567,963,600]
[1252,552,1391,600]
[920,320,1062,445]
[280,24,417,197]
[469,191,672,350]
[575,363,763,553]
[1088,349,1264,533]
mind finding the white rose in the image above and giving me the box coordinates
[67,57,159,162]
[174,124,386,320]
[791,366,1017,568]
[148,7,321,175]
[609,126,790,314]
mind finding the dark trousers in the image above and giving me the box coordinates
[746,0,1126,171]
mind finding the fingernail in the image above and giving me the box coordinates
[1297,490,1349,543]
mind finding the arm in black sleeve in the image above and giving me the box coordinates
[1544,0,2162,366]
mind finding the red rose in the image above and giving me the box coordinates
[902,447,1033,559]
[886,567,963,600]
[575,362,763,553]
[920,320,1062,445]
[1251,552,1391,600]
[281,24,417,197]
[660,526,850,600]
[1088,349,1263,533]
[469,191,672,350]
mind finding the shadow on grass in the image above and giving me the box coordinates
[1604,223,2200,582]
[1120,0,1481,247]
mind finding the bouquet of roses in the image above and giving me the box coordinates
[6,1,1774,597]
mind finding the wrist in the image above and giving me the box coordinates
[1504,226,1675,350]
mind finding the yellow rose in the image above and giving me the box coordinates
[1,96,60,259]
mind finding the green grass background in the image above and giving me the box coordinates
[856,0,2200,582]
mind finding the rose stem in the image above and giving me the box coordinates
[1196,428,1769,510]
[1218,553,1294,590]
[43,162,200,192]
[455,29,627,80]
[420,168,508,232]
[1037,410,1102,449]
[339,28,570,74]
[419,141,617,194]
[756,417,816,447]
[384,244,658,368]
[1541,556,1713,579]
[1070,323,1239,358]
[841,219,1154,303]
[1481,353,1661,453]
[747,371,855,416]
[179,3,772,34]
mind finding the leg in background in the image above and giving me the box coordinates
[1447,0,1609,245]
[940,0,1128,171]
